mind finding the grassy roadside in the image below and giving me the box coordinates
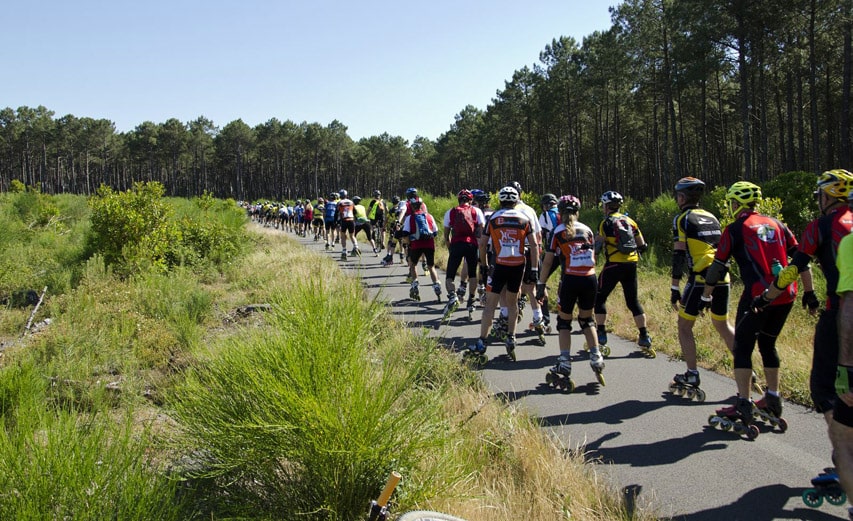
[0,188,651,520]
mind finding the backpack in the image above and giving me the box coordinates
[409,211,432,241]
[608,215,638,254]
[449,205,477,238]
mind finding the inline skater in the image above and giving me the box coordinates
[466,186,539,363]
[401,196,442,301]
[509,182,544,332]
[472,189,493,306]
[594,190,652,354]
[442,189,485,320]
[669,177,734,400]
[353,196,379,255]
[294,200,305,236]
[367,190,387,250]
[312,197,325,240]
[323,192,339,250]
[831,219,853,520]
[380,195,405,266]
[537,195,604,389]
[702,181,800,438]
[337,190,358,260]
[302,199,313,237]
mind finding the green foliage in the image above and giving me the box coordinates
[630,194,680,259]
[762,171,819,235]
[0,362,186,520]
[8,179,26,193]
[710,185,785,229]
[170,277,450,520]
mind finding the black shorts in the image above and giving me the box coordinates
[487,264,525,295]
[340,220,356,235]
[408,247,435,266]
[811,308,840,413]
[557,273,598,314]
[355,221,373,237]
[834,399,853,427]
[680,279,729,320]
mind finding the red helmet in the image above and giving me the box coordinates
[457,189,473,202]
[558,194,581,214]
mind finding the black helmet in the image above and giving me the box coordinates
[509,181,522,195]
[674,177,706,195]
[540,193,558,206]
[339,189,348,199]
[352,196,362,204]
[391,195,400,204]
[373,189,381,197]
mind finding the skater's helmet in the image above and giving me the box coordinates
[352,196,362,204]
[509,180,523,195]
[674,177,706,195]
[405,187,418,198]
[498,186,519,205]
[815,169,853,200]
[726,181,762,206]
[339,189,348,199]
[373,189,381,197]
[557,194,581,214]
[391,195,400,204]
[540,193,558,207]
[457,189,473,203]
[600,191,623,207]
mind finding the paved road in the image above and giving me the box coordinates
[295,233,846,520]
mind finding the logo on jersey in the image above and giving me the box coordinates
[756,224,777,243]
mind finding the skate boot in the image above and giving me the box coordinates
[433,282,442,302]
[589,348,606,386]
[372,246,379,255]
[334,236,340,245]
[545,355,575,392]
[638,333,656,358]
[802,469,847,507]
[528,317,547,346]
[325,242,331,251]
[409,281,420,301]
[381,254,393,267]
[477,284,487,306]
[490,315,508,340]
[707,397,759,439]
[505,334,517,361]
[456,282,468,301]
[462,337,488,366]
[597,327,608,347]
[441,294,459,322]
[350,247,362,257]
[668,371,705,402]
[399,252,405,262]
[753,393,788,432]
[466,296,476,320]
[340,250,348,261]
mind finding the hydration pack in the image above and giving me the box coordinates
[449,205,478,239]
[609,215,638,254]
[410,211,432,241]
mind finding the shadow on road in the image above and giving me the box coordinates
[583,430,728,467]
[664,484,842,521]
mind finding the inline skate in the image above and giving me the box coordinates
[325,242,331,251]
[456,282,467,301]
[477,284,486,307]
[466,297,476,321]
[409,281,420,301]
[668,371,706,402]
[517,294,528,323]
[441,294,459,322]
[504,334,517,361]
[802,469,847,507]
[432,283,442,302]
[380,254,394,267]
[638,333,656,358]
[350,247,362,257]
[589,348,606,386]
[752,393,788,432]
[707,398,759,440]
[545,356,575,392]
[579,342,611,358]
[421,259,428,275]
[527,317,548,346]
[597,327,608,346]
[489,315,508,340]
[462,338,488,366]
[340,251,348,261]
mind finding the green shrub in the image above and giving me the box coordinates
[763,171,818,235]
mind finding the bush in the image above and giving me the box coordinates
[763,171,818,235]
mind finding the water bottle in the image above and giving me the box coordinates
[771,258,782,277]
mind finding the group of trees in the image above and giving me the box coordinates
[2,0,852,204]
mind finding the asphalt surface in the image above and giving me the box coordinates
[293,232,847,521]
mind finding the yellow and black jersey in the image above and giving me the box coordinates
[672,207,725,281]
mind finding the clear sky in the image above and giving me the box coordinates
[2,1,614,143]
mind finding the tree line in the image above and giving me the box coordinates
[2,0,851,203]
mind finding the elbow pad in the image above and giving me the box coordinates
[671,250,687,280]
[705,259,728,286]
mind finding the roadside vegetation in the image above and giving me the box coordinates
[0,185,650,520]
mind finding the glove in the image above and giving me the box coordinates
[697,294,713,314]
[670,286,681,306]
[637,243,648,254]
[526,268,539,285]
[802,290,819,312]
[536,282,547,301]
[750,291,772,313]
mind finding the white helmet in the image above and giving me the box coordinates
[498,186,519,203]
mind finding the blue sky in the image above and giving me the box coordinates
[3,1,614,143]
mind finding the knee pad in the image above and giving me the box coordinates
[556,316,573,332]
[578,316,595,330]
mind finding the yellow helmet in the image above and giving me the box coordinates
[815,169,853,199]
[726,181,762,205]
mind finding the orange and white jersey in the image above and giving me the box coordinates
[484,207,533,267]
[549,221,596,276]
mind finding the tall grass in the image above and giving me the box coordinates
[0,361,186,520]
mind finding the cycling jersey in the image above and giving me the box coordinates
[354,204,369,223]
[484,207,534,267]
[337,199,355,221]
[790,206,853,309]
[599,212,643,263]
[715,210,799,303]
[549,221,596,277]
[672,207,725,282]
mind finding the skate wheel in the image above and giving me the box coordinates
[802,489,823,507]
[827,491,847,506]
[708,415,720,427]
[646,348,657,359]
[720,420,733,432]
[694,389,706,403]
[776,417,788,433]
[673,386,685,397]
[668,382,679,393]
[563,378,575,393]
[545,373,555,384]
[537,335,546,346]
[595,372,606,386]
[745,425,759,440]
[600,345,611,358]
